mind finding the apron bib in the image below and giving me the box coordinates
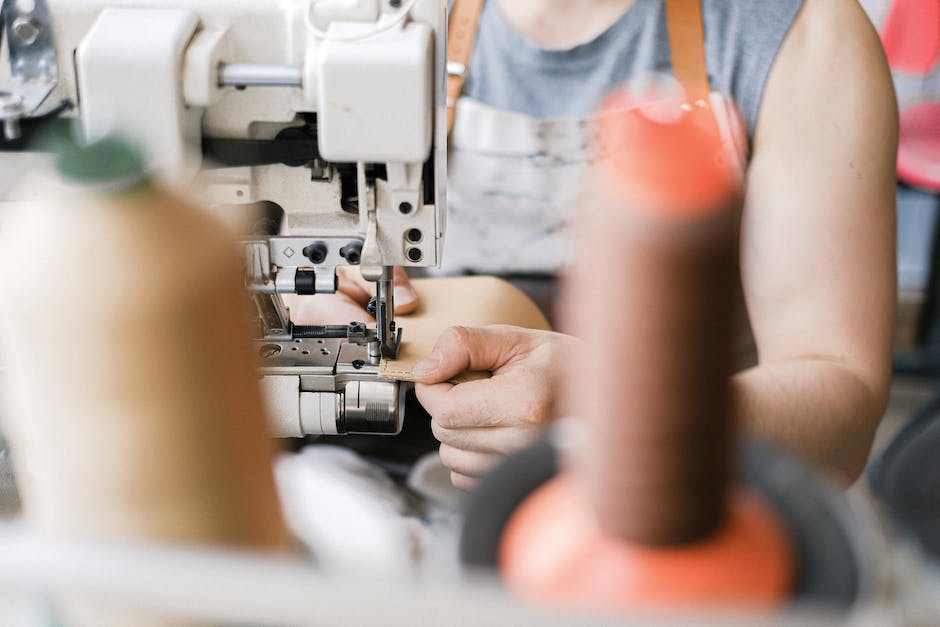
[443,91,748,276]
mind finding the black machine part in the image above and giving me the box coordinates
[870,392,940,560]
[459,439,863,609]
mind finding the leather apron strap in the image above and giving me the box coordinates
[446,0,485,135]
[445,0,712,136]
[664,0,710,99]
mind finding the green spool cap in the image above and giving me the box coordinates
[55,134,146,187]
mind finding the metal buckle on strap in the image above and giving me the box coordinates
[446,61,467,78]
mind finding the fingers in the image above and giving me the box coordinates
[335,266,372,306]
[450,471,478,492]
[416,374,551,430]
[391,267,419,314]
[336,266,418,314]
[438,443,501,480]
[431,419,537,454]
[412,325,525,384]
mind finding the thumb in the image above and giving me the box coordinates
[412,325,520,383]
[392,266,419,314]
[341,266,419,314]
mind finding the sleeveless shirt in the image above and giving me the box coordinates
[441,0,804,279]
[462,0,804,132]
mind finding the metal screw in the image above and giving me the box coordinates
[352,360,365,370]
[303,242,328,264]
[341,241,362,265]
[0,93,24,142]
[12,17,41,46]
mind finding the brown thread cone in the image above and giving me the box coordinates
[562,91,742,546]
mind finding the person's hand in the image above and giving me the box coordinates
[287,266,418,325]
[414,325,577,490]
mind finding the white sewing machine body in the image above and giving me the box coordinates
[0,0,447,437]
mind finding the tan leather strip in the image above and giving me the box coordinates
[447,0,485,136]
[664,0,711,98]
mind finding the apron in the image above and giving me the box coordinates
[444,97,591,276]
[443,91,750,331]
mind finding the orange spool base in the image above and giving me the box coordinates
[500,476,795,611]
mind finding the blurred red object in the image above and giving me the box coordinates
[879,0,940,191]
[897,101,940,192]
[500,477,794,611]
[880,0,940,74]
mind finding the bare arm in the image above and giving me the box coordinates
[735,0,898,483]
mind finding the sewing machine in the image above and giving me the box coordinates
[0,0,447,437]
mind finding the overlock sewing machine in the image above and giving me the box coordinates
[0,0,447,437]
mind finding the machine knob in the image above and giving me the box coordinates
[340,380,403,435]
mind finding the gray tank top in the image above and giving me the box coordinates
[440,0,804,281]
[460,0,805,134]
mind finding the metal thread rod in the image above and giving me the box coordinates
[375,266,398,358]
[219,64,303,88]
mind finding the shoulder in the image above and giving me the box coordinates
[699,0,806,135]
[778,0,885,62]
[702,0,804,29]
[755,0,896,149]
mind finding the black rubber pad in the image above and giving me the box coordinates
[870,391,940,560]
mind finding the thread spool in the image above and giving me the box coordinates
[0,136,289,625]
[499,90,794,609]
[571,90,742,545]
